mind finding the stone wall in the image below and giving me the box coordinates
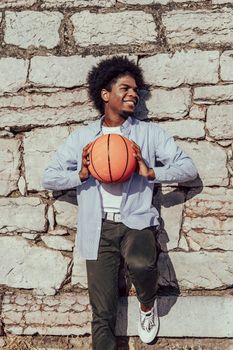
[0,0,233,348]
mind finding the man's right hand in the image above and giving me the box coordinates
[79,142,92,182]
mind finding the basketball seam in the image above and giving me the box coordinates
[107,134,113,182]
[117,135,129,182]
[90,138,106,182]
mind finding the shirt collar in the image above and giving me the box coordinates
[90,115,134,137]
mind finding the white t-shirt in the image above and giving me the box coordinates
[99,126,123,214]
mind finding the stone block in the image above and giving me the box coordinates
[18,176,26,196]
[22,233,39,240]
[47,206,55,231]
[194,84,233,103]
[206,105,233,140]
[4,11,63,49]
[42,0,115,7]
[213,0,233,3]
[0,58,28,94]
[183,216,233,235]
[71,250,88,288]
[2,292,90,335]
[71,11,157,46]
[158,251,233,289]
[0,105,96,130]
[220,50,233,81]
[139,50,219,88]
[182,187,233,251]
[41,235,74,251]
[159,120,205,139]
[177,141,228,186]
[163,9,233,45]
[53,192,78,229]
[185,230,233,251]
[189,105,206,119]
[116,296,233,337]
[147,88,191,120]
[185,187,233,217]
[3,292,233,337]
[0,89,89,108]
[0,339,5,347]
[48,228,68,236]
[0,0,36,7]
[178,235,189,251]
[0,130,14,137]
[0,237,70,290]
[24,125,70,191]
[120,0,169,3]
[119,0,202,3]
[153,188,184,251]
[29,55,100,87]
[0,197,47,233]
[0,138,21,196]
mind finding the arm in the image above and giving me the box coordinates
[151,126,198,183]
[132,126,198,183]
[42,132,90,191]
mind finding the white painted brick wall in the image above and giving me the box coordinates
[0,0,233,343]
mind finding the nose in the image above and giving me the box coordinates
[128,88,139,102]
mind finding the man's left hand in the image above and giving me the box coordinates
[131,141,155,180]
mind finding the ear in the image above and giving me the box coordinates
[101,89,109,103]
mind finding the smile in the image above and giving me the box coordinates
[123,100,137,106]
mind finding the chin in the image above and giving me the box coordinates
[120,110,134,118]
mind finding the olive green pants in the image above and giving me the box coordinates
[86,219,160,350]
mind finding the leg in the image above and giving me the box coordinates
[120,226,159,308]
[86,221,123,350]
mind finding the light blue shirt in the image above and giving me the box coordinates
[42,116,198,260]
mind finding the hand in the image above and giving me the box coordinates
[131,141,155,179]
[79,142,92,182]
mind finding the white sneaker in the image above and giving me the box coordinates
[138,300,159,343]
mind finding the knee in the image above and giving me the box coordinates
[127,254,156,274]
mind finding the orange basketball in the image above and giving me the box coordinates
[88,134,137,183]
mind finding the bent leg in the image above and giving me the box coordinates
[121,226,159,308]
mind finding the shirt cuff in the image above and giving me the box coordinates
[68,171,83,188]
[148,166,177,184]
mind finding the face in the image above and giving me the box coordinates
[101,75,139,118]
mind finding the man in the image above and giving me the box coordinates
[42,56,197,350]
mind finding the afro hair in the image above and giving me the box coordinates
[87,56,146,115]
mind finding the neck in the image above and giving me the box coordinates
[102,115,126,127]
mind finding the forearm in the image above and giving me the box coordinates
[150,158,198,184]
[42,167,82,191]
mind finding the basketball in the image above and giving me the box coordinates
[88,134,137,183]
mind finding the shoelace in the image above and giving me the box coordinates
[140,310,155,332]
